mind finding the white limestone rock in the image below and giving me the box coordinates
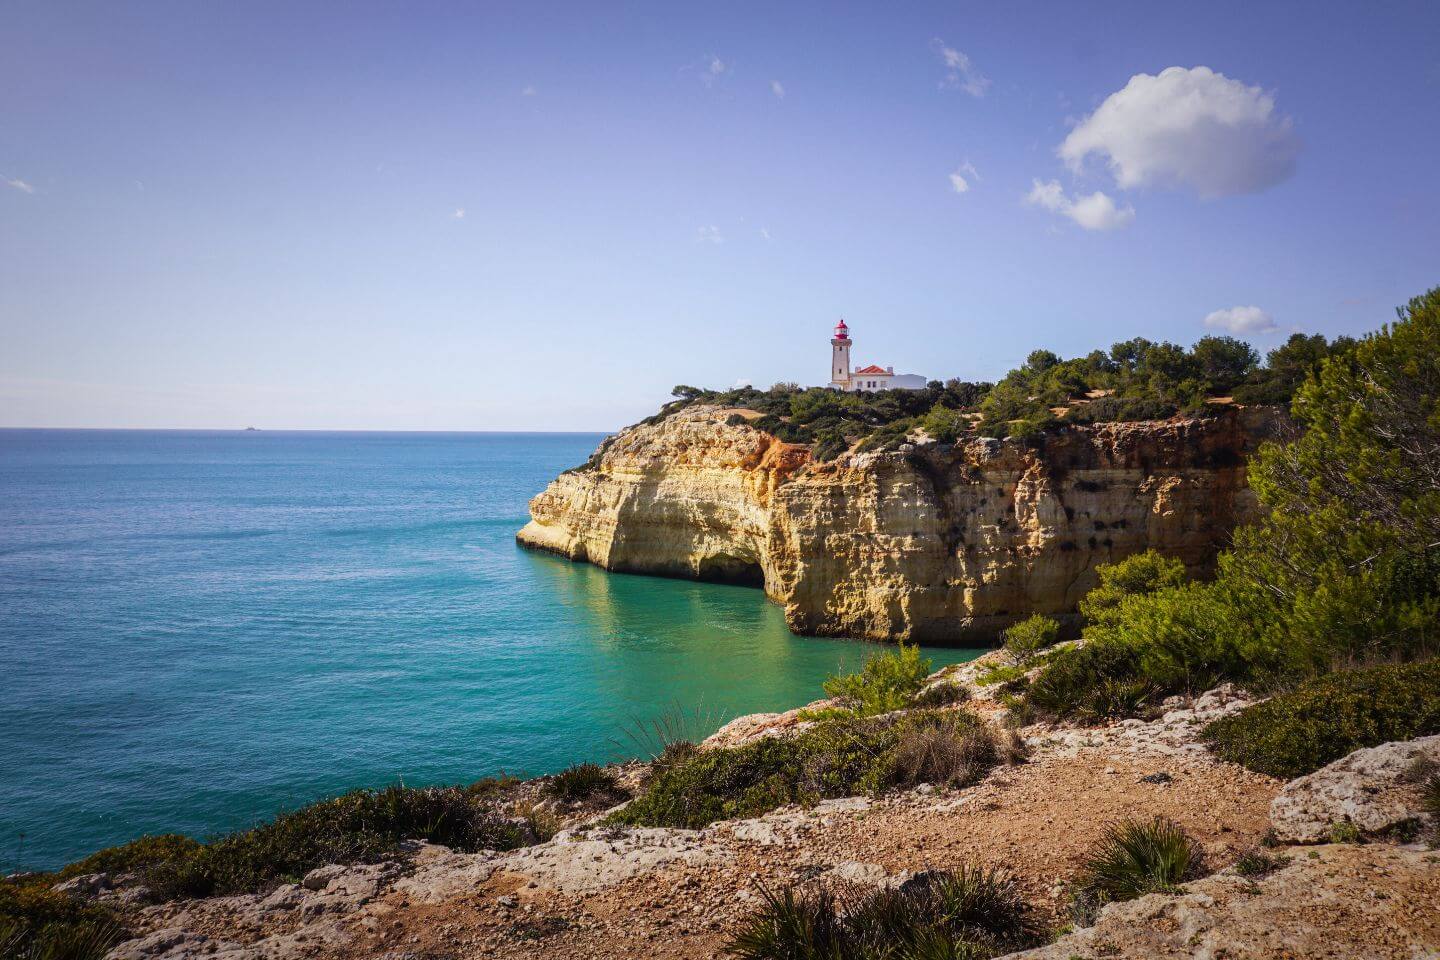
[1269,734,1440,843]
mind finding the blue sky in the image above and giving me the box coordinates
[3,0,1437,430]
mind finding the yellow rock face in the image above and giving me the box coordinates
[517,405,1279,643]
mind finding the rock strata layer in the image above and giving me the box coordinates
[519,405,1279,642]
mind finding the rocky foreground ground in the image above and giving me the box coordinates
[73,653,1440,960]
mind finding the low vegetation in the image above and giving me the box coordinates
[1232,848,1289,878]
[613,708,1001,830]
[726,865,1042,960]
[1001,614,1060,666]
[18,781,531,910]
[0,878,126,960]
[544,762,626,804]
[1018,288,1440,722]
[1201,660,1440,778]
[1072,816,1204,919]
[821,643,932,717]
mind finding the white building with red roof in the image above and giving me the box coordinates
[827,319,927,392]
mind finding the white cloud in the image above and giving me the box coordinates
[521,85,537,96]
[759,227,773,241]
[451,208,466,220]
[1025,179,1134,231]
[4,176,35,194]
[948,161,979,194]
[770,80,785,99]
[930,39,990,97]
[696,224,724,244]
[1060,66,1299,197]
[1203,305,1276,334]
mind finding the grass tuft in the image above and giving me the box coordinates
[725,865,1040,960]
[1233,848,1288,878]
[0,879,127,960]
[1073,817,1203,910]
[882,713,998,790]
[544,763,623,804]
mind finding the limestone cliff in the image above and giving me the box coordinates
[517,405,1281,643]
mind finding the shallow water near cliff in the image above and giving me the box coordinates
[0,430,981,871]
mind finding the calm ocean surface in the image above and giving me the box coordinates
[0,429,980,871]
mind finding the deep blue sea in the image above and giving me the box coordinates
[0,429,980,871]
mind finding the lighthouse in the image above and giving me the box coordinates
[830,319,852,389]
[827,318,928,392]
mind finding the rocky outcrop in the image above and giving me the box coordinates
[519,405,1280,642]
[1269,735,1440,843]
[1001,843,1440,960]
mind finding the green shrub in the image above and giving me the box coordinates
[57,834,201,881]
[1002,615,1059,666]
[59,783,531,901]
[1233,848,1288,877]
[1078,551,1189,628]
[976,662,1030,688]
[0,878,125,960]
[1023,641,1153,722]
[1202,660,1440,779]
[614,711,998,830]
[1074,817,1203,908]
[544,763,622,803]
[910,682,970,708]
[822,644,932,717]
[726,865,1040,960]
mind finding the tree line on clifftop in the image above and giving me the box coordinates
[662,329,1353,459]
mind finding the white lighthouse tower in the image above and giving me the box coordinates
[829,319,852,389]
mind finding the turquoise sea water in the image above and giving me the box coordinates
[0,429,980,871]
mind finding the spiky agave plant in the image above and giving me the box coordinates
[724,865,1041,960]
[1075,816,1203,905]
[724,884,846,960]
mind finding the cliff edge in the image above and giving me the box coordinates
[518,405,1281,643]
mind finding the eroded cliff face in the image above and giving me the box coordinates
[518,405,1280,643]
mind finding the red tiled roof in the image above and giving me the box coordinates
[853,364,890,375]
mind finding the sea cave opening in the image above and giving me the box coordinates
[695,553,766,588]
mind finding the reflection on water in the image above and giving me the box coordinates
[1,429,983,870]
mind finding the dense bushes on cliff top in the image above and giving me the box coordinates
[1020,287,1440,721]
[1202,660,1440,778]
[657,330,1345,456]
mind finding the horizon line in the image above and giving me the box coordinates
[0,426,617,435]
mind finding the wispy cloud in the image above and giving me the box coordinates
[451,208,466,220]
[1025,179,1134,231]
[689,54,730,87]
[4,175,36,194]
[770,80,785,99]
[930,39,990,97]
[696,224,724,244]
[948,161,980,194]
[759,227,773,241]
[521,85,537,96]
